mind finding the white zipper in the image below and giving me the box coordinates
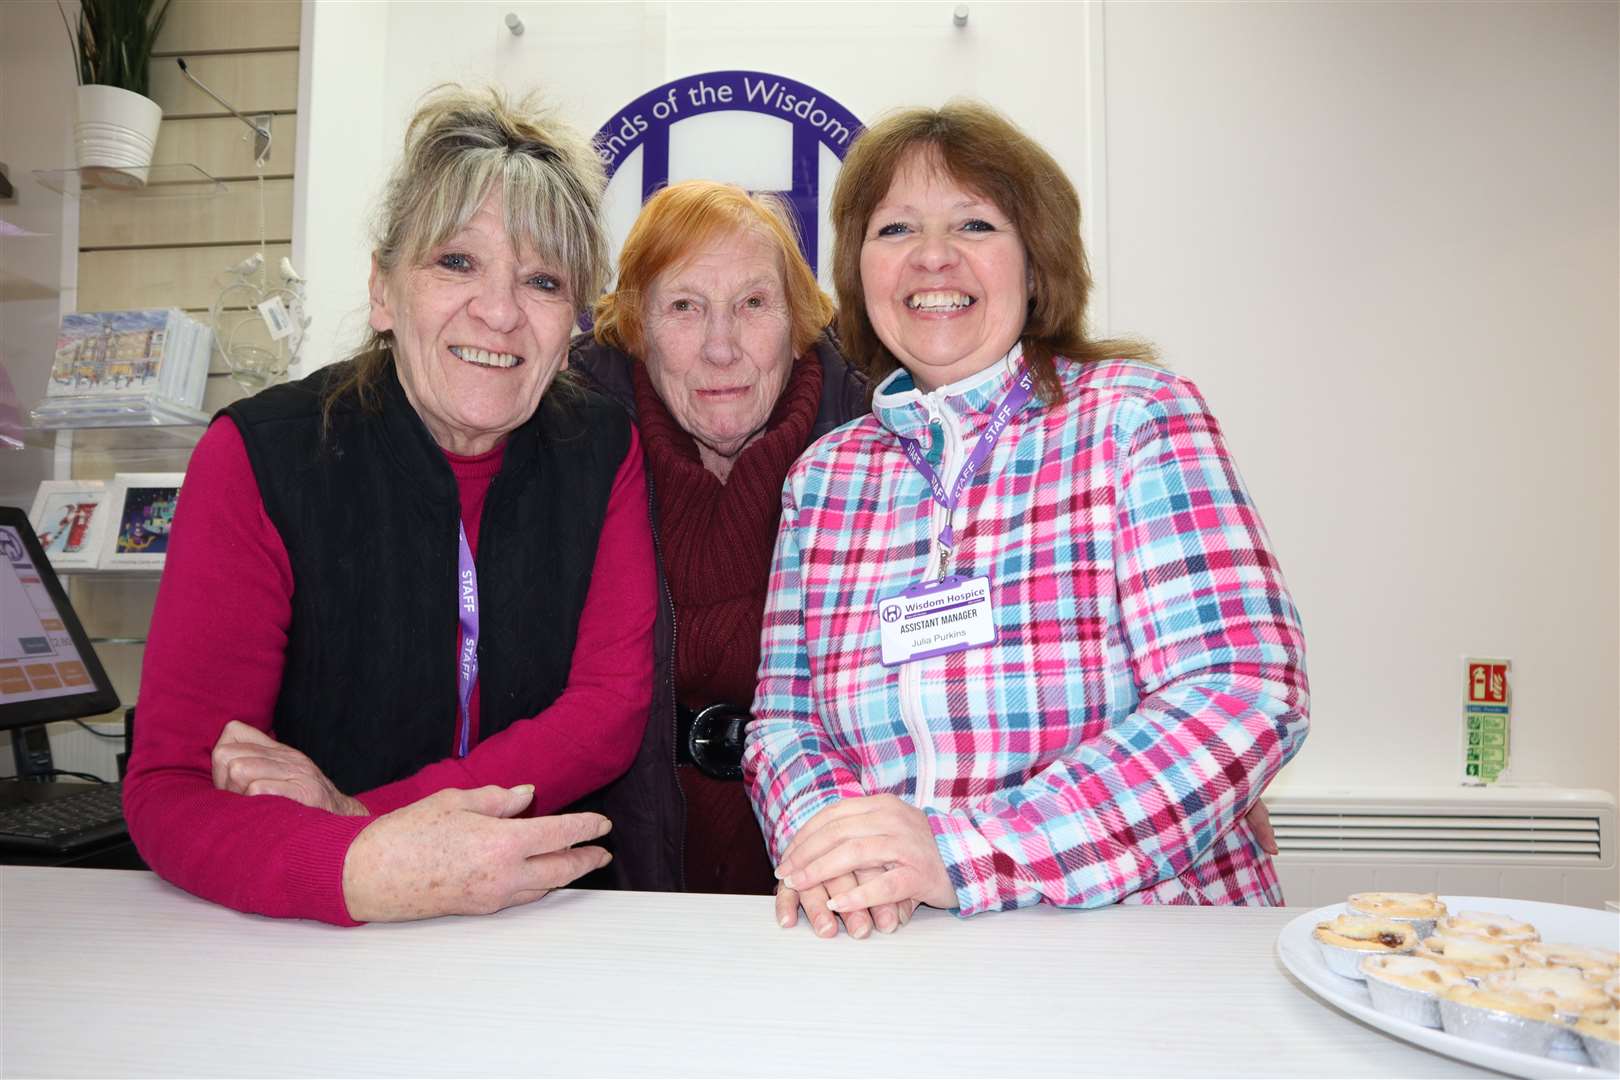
[898,390,961,810]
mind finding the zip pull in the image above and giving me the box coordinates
[921,395,945,467]
[924,418,945,468]
[919,395,952,579]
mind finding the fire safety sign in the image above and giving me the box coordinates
[1463,657,1511,784]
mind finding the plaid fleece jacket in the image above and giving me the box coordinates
[743,352,1309,915]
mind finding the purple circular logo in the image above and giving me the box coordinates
[594,70,864,282]
[880,603,902,624]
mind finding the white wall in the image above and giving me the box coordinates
[294,1,1619,807]
[293,0,390,380]
[296,0,1104,374]
[1104,0,1618,801]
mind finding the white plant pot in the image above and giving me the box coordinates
[74,84,163,189]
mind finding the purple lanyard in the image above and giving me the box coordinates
[455,522,478,758]
[897,363,1034,555]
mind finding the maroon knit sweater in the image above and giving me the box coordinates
[631,353,823,894]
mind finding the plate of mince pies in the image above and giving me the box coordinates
[1277,892,1620,1078]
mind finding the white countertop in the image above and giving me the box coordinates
[1,866,1485,1078]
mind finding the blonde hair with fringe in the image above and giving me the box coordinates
[325,85,608,422]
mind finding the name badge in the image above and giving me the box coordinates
[878,575,996,667]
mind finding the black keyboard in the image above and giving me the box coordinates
[0,781,126,853]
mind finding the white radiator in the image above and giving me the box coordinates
[1267,786,1618,911]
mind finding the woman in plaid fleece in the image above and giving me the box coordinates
[745,102,1310,938]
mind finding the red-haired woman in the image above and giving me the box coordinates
[572,181,867,896]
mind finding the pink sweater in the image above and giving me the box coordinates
[123,418,656,925]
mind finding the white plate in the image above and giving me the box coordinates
[1277,896,1620,1079]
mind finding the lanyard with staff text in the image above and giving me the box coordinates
[896,363,1035,571]
[455,522,478,758]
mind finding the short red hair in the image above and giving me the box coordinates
[593,180,833,359]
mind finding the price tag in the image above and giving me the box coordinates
[257,296,294,341]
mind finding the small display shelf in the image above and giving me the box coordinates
[30,163,226,202]
[21,420,205,454]
[29,399,211,432]
[64,572,163,586]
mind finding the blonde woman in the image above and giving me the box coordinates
[125,87,657,924]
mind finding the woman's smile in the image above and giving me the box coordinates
[860,150,1029,391]
[447,345,526,369]
[905,290,976,313]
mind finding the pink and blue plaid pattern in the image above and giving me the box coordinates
[743,355,1309,916]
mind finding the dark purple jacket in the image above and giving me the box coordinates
[567,330,868,891]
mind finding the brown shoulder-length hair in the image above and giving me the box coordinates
[830,100,1153,403]
[322,85,609,427]
[593,180,833,359]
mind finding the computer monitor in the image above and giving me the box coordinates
[0,505,121,777]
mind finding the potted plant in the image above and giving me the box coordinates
[59,0,174,188]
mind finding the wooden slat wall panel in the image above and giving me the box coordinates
[71,442,193,482]
[64,579,158,639]
[148,51,298,116]
[79,244,294,312]
[154,0,301,53]
[80,178,293,248]
[155,115,298,176]
[203,375,250,413]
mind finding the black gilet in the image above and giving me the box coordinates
[221,361,630,795]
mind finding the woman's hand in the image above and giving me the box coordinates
[1246,799,1279,855]
[773,866,917,939]
[211,720,368,816]
[776,795,956,917]
[341,785,611,922]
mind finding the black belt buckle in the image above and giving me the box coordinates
[677,703,752,782]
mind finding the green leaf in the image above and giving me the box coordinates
[73,0,172,96]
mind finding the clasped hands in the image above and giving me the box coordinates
[210,721,611,922]
[772,794,958,939]
[770,794,1282,939]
